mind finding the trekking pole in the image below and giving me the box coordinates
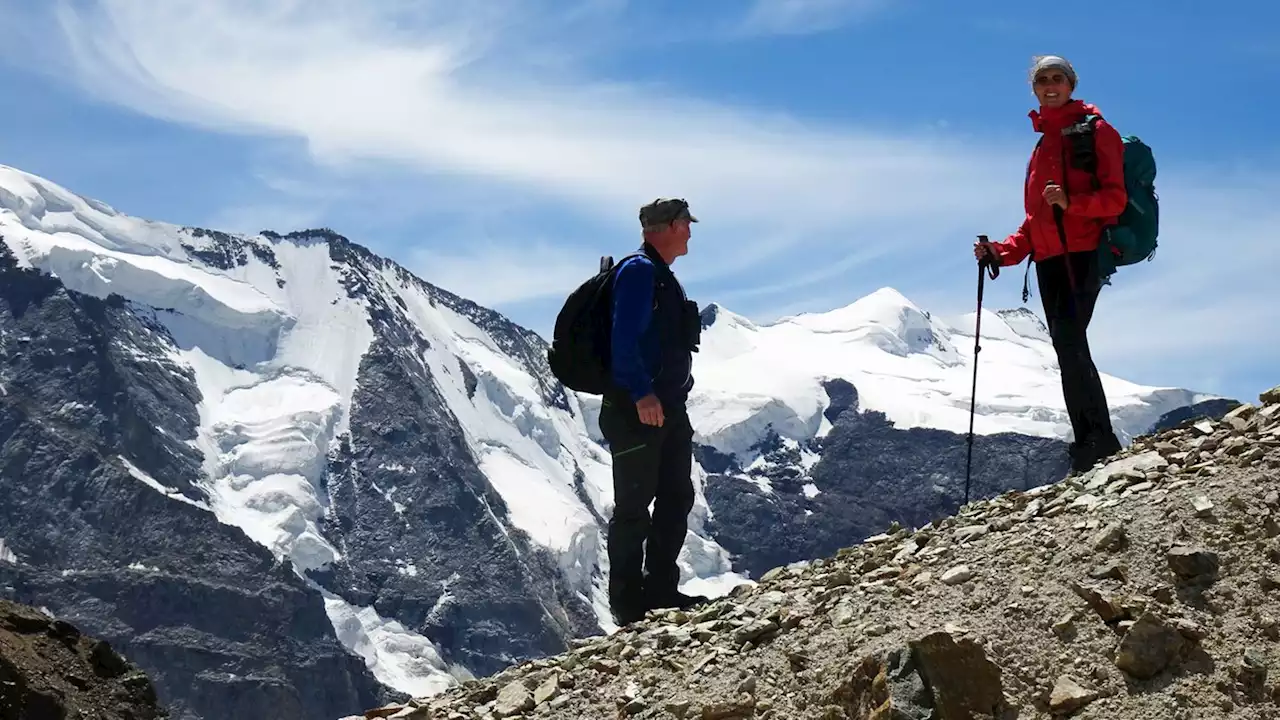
[1048,180,1081,320]
[965,236,999,507]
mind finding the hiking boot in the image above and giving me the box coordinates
[1090,431,1122,466]
[611,600,647,627]
[1070,432,1123,473]
[646,588,708,612]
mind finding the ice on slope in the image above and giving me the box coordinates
[0,166,191,258]
[691,286,1215,458]
[375,267,611,556]
[0,165,452,694]
[322,589,466,697]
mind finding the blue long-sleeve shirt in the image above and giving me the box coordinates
[608,249,695,405]
[609,256,657,401]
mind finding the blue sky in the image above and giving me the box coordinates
[0,0,1275,405]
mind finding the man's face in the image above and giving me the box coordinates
[669,218,692,259]
[1033,69,1072,108]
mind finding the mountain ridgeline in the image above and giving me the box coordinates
[0,163,1232,719]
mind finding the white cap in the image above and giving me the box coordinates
[1030,55,1077,88]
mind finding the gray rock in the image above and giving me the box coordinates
[493,680,533,717]
[911,631,1007,720]
[1049,675,1097,714]
[1167,547,1220,583]
[1236,650,1269,702]
[532,674,559,705]
[1260,385,1280,405]
[1115,613,1186,680]
[1091,523,1128,552]
[941,565,973,585]
[699,695,756,720]
[664,699,692,718]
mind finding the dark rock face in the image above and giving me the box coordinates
[1150,398,1239,434]
[318,231,571,413]
[0,242,391,720]
[177,231,598,676]
[314,335,597,679]
[184,226,281,272]
[703,379,1068,579]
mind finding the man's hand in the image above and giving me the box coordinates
[1043,183,1069,210]
[973,240,997,263]
[636,394,664,427]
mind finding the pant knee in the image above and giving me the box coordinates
[657,480,695,516]
[1051,326,1084,352]
[609,500,651,528]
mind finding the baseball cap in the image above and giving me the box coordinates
[639,198,698,227]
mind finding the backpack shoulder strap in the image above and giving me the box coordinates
[602,251,647,276]
[1083,114,1103,189]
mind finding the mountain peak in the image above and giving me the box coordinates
[765,286,956,366]
[700,302,756,332]
[777,286,920,332]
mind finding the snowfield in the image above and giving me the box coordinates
[689,292,1209,459]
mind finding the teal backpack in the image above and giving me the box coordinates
[1064,115,1160,281]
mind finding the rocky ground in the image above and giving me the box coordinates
[354,384,1280,720]
[0,597,167,719]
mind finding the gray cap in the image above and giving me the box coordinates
[1030,55,1077,88]
[639,198,697,227]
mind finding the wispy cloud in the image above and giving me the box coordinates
[0,0,1017,291]
[410,240,603,308]
[735,0,891,36]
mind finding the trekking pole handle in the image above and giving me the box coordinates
[975,234,999,279]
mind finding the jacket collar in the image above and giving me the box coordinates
[1029,99,1101,134]
[641,241,671,269]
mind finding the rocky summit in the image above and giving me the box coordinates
[354,384,1280,720]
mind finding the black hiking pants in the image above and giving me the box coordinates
[1036,250,1116,446]
[599,394,695,620]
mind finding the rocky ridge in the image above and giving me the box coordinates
[354,384,1280,719]
[0,597,167,720]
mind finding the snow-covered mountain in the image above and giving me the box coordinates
[0,163,1227,719]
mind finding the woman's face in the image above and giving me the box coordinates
[1034,69,1073,109]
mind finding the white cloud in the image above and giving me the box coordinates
[4,1,1017,270]
[736,0,891,36]
[206,202,329,238]
[1084,176,1280,388]
[410,241,603,307]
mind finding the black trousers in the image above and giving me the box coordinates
[1035,250,1115,444]
[599,394,694,614]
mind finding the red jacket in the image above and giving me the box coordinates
[993,100,1127,266]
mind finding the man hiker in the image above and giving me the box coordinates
[975,55,1125,474]
[602,197,707,625]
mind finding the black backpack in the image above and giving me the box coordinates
[547,253,644,395]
